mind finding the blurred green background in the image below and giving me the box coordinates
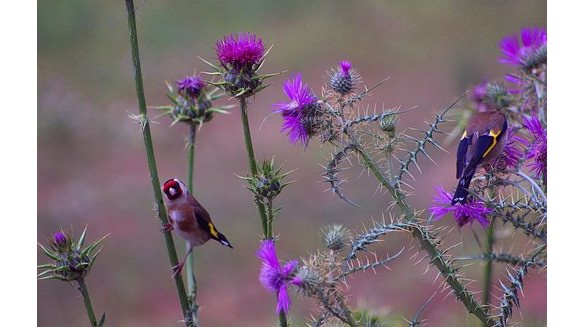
[38,1,546,326]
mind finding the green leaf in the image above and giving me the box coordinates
[77,225,88,251]
[38,243,60,261]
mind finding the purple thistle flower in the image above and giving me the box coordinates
[274,73,319,145]
[340,60,352,76]
[176,75,205,98]
[257,240,298,314]
[471,81,489,112]
[498,133,528,170]
[499,27,547,68]
[523,116,547,180]
[215,33,264,71]
[54,232,67,246]
[430,187,492,227]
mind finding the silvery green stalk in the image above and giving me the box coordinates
[124,0,190,321]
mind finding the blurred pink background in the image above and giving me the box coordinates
[38,1,546,326]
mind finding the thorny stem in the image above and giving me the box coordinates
[350,94,493,325]
[354,145,415,219]
[186,123,198,310]
[124,0,190,317]
[514,170,547,204]
[77,278,98,327]
[239,98,270,238]
[409,226,495,326]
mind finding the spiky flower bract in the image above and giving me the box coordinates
[328,60,360,95]
[430,187,492,227]
[257,240,298,314]
[176,75,205,99]
[216,33,264,71]
[274,73,321,145]
[523,116,547,180]
[499,27,547,69]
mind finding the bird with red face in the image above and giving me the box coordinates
[452,111,508,205]
[161,178,232,278]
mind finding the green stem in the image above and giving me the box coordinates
[238,98,269,238]
[354,145,414,220]
[124,0,190,317]
[278,310,288,327]
[266,199,273,240]
[186,123,198,303]
[77,278,98,327]
[482,218,495,307]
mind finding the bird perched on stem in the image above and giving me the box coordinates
[452,111,508,205]
[161,178,233,278]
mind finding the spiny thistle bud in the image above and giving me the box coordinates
[291,265,321,297]
[379,113,398,137]
[155,76,231,127]
[328,60,361,95]
[322,224,352,252]
[523,44,547,72]
[485,81,512,109]
[38,227,108,282]
[241,158,292,200]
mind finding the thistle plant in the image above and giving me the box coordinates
[266,26,546,326]
[38,228,108,327]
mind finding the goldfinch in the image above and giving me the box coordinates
[161,178,233,278]
[452,111,508,205]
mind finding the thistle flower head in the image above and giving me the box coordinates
[214,33,267,98]
[176,75,205,99]
[497,133,528,171]
[291,265,321,297]
[430,187,492,227]
[322,224,352,252]
[328,60,360,95]
[500,27,547,70]
[241,158,292,200]
[274,73,321,145]
[216,33,264,71]
[257,240,298,314]
[485,81,512,108]
[523,116,547,180]
[38,227,108,282]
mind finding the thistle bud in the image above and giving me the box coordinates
[322,224,351,252]
[38,227,108,282]
[328,60,361,95]
[291,266,321,297]
[485,81,512,108]
[380,114,398,137]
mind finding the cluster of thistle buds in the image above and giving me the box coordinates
[156,74,231,127]
[37,228,108,282]
[242,158,292,201]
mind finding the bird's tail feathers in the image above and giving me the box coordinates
[215,232,233,249]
